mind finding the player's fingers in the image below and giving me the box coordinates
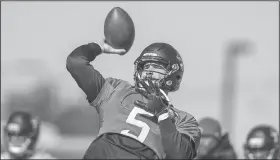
[102,41,126,55]
[135,87,151,99]
[139,80,151,93]
[160,98,169,106]
[106,49,126,55]
[147,79,155,93]
[134,100,148,109]
[144,80,153,93]
[154,80,161,95]
[135,87,146,96]
[113,48,126,55]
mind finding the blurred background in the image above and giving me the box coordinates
[1,1,279,158]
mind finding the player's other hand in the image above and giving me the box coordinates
[134,79,169,118]
[97,39,126,55]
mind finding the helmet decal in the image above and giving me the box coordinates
[172,64,179,70]
[166,80,172,86]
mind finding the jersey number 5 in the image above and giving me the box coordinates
[121,107,154,143]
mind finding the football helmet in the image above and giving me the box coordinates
[134,42,184,92]
[244,125,279,159]
[197,117,222,156]
[3,111,40,158]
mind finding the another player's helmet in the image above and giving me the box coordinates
[197,117,222,156]
[3,111,40,158]
[244,125,279,159]
[134,42,184,92]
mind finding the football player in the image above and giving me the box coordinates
[196,117,237,159]
[66,40,201,159]
[243,124,279,159]
[1,111,55,159]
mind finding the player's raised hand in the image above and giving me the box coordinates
[134,79,169,118]
[97,39,126,55]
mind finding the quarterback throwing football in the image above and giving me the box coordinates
[66,40,201,159]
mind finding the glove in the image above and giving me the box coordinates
[134,79,170,122]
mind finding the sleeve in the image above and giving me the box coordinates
[158,111,201,159]
[66,43,105,103]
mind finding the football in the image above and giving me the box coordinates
[104,7,135,54]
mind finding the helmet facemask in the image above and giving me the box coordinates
[141,62,167,80]
[245,147,276,159]
[244,135,278,159]
[134,59,175,93]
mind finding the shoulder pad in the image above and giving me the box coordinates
[91,77,132,108]
[105,77,131,88]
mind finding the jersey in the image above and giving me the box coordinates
[91,77,200,159]
[1,151,55,159]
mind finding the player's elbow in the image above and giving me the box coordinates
[66,51,85,74]
[66,55,76,73]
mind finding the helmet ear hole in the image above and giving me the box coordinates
[176,75,181,80]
